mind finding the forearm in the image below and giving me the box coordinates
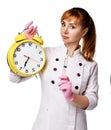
[73,94,89,109]
[9,71,32,83]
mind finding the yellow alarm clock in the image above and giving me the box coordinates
[7,33,46,77]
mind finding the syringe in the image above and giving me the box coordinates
[62,52,68,75]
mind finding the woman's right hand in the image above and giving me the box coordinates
[24,21,38,39]
[58,75,75,101]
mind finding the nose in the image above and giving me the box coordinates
[63,27,69,34]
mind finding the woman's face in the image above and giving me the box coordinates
[60,17,85,46]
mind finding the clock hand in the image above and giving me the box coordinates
[24,55,29,58]
[24,55,40,63]
[24,56,30,68]
[30,57,39,62]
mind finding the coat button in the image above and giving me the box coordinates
[75,86,79,90]
[79,63,82,66]
[55,58,59,61]
[77,73,81,77]
[53,68,57,71]
[51,80,55,84]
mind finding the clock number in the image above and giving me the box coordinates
[39,50,42,54]
[36,45,38,48]
[37,64,40,68]
[22,43,25,47]
[14,53,17,58]
[17,47,21,52]
[28,42,32,46]
[40,57,43,61]
[15,61,18,65]
[32,68,35,72]
[19,67,22,70]
[25,69,29,73]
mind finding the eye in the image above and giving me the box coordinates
[61,21,66,27]
[69,24,75,29]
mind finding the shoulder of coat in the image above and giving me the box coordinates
[79,54,98,68]
[44,45,66,55]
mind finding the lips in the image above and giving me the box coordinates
[62,35,69,40]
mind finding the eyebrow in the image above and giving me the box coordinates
[68,22,78,26]
[61,19,81,28]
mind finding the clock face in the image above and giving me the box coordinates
[13,41,46,75]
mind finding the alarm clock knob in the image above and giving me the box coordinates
[33,36,44,45]
[15,33,27,42]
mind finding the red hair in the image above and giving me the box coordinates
[61,7,96,61]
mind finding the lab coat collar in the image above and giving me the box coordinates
[73,46,81,56]
[62,45,81,57]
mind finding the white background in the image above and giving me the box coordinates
[0,0,111,130]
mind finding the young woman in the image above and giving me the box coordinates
[9,7,99,130]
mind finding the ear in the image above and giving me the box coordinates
[82,28,88,37]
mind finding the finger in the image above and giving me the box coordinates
[31,26,38,35]
[28,26,37,35]
[58,80,68,86]
[59,75,69,80]
[59,84,68,91]
[26,26,34,34]
[25,21,33,29]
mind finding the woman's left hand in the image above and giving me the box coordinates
[58,75,75,101]
[24,21,38,39]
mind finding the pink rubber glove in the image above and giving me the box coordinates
[58,75,74,101]
[24,21,38,39]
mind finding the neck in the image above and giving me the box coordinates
[66,44,79,57]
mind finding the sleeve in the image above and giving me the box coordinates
[9,71,32,83]
[85,62,99,110]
